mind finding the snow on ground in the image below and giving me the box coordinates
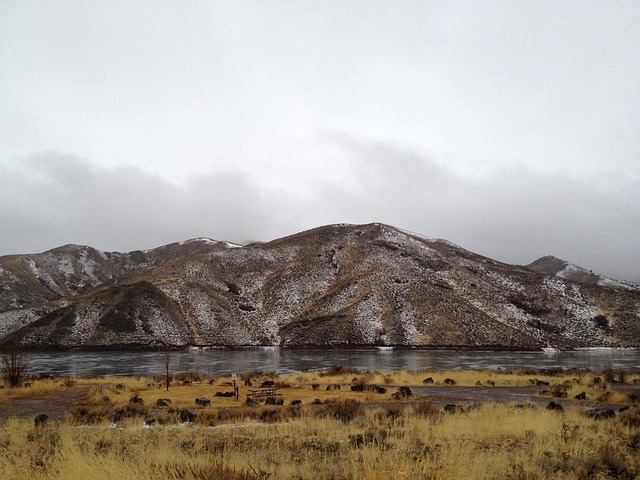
[0,308,43,337]
[24,257,66,296]
[70,307,99,344]
[79,249,99,280]
[543,276,567,296]
[597,276,639,291]
[0,266,19,284]
[484,271,524,292]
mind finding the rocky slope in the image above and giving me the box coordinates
[0,223,638,349]
[0,238,239,312]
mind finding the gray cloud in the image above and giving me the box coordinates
[1,146,638,283]
[302,134,640,282]
[0,153,293,253]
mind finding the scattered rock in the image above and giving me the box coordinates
[214,391,235,397]
[34,414,48,428]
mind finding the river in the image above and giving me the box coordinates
[25,347,640,377]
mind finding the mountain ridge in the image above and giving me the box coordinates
[1,223,638,350]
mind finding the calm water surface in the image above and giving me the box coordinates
[26,347,640,377]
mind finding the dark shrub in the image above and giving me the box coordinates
[70,406,111,424]
[1,344,30,388]
[392,386,413,399]
[320,366,359,376]
[324,400,362,423]
[413,400,439,418]
[627,390,640,403]
[593,315,610,330]
[165,463,255,480]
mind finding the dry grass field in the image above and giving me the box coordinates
[1,367,639,479]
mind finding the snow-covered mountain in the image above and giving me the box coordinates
[526,255,639,292]
[0,223,638,349]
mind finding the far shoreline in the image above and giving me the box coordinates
[18,344,640,353]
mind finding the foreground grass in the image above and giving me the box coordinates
[1,368,639,479]
[1,402,639,480]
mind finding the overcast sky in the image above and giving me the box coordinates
[1,1,639,282]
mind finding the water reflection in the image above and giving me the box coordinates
[25,347,640,377]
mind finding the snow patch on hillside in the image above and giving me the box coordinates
[70,307,98,344]
[597,276,639,291]
[0,308,43,337]
[485,271,525,292]
[543,277,567,296]
[23,258,66,296]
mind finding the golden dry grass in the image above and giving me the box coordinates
[1,368,639,479]
[1,400,639,480]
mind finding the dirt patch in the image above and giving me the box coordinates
[0,389,88,420]
[412,385,544,406]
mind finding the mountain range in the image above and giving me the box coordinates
[0,223,638,350]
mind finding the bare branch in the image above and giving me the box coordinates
[1,343,30,388]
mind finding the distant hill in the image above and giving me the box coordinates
[526,255,639,292]
[0,238,239,312]
[0,223,638,350]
